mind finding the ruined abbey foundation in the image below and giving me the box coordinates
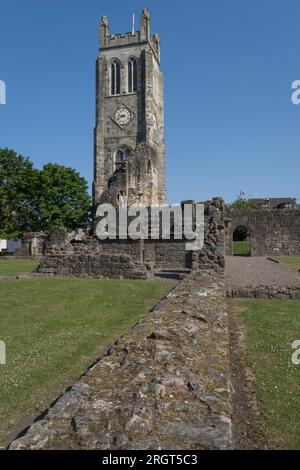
[8,10,300,450]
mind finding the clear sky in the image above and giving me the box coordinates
[0,0,299,204]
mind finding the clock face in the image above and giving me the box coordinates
[114,107,131,126]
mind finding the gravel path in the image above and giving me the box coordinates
[226,257,300,288]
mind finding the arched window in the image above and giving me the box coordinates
[111,60,121,95]
[115,146,131,170]
[128,58,137,93]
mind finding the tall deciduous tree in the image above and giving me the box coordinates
[0,148,39,238]
[0,148,91,238]
[37,163,91,232]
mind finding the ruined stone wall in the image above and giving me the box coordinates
[15,232,46,257]
[101,240,188,269]
[195,197,225,270]
[227,285,300,300]
[99,144,161,208]
[225,208,300,256]
[146,240,188,269]
[37,198,226,278]
[38,253,148,280]
[45,237,101,257]
[10,268,232,450]
[101,240,143,263]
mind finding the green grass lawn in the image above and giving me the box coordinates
[275,257,300,269]
[0,278,172,448]
[233,241,251,256]
[0,258,40,276]
[235,299,300,449]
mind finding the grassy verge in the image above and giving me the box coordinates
[233,241,251,256]
[274,257,300,269]
[0,259,40,275]
[235,299,300,449]
[0,278,172,447]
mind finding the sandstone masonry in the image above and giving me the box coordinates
[37,198,225,279]
[9,269,232,450]
[93,10,166,206]
[225,207,300,256]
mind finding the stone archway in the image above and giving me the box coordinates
[232,224,251,256]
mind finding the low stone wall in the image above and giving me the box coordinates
[0,273,48,281]
[227,286,300,300]
[9,269,232,450]
[38,253,148,280]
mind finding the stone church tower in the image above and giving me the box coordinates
[93,9,167,207]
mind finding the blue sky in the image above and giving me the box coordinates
[0,0,299,204]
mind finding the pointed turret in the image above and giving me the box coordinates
[140,9,151,41]
[99,16,110,49]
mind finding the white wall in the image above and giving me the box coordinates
[0,240,7,252]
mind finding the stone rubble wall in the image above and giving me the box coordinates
[14,232,47,257]
[47,227,87,246]
[38,253,148,280]
[225,208,300,256]
[194,197,225,270]
[45,237,101,257]
[0,273,48,281]
[9,269,232,450]
[37,198,226,278]
[227,285,300,300]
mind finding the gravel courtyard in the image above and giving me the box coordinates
[226,257,300,288]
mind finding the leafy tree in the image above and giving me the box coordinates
[0,148,39,238]
[229,191,261,209]
[0,148,91,238]
[233,225,248,241]
[37,163,91,232]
